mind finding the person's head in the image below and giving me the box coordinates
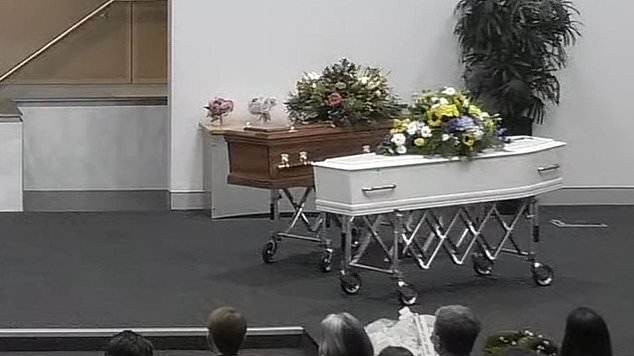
[432,305,481,356]
[319,312,373,356]
[105,330,153,356]
[378,346,414,356]
[207,307,247,356]
[561,307,612,356]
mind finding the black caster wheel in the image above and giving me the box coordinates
[531,262,554,286]
[340,272,362,295]
[320,249,334,273]
[472,253,494,276]
[261,239,278,264]
[397,280,418,306]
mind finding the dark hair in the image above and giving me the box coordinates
[561,307,612,356]
[378,346,414,356]
[319,313,373,356]
[208,306,247,356]
[105,330,153,356]
[434,305,481,355]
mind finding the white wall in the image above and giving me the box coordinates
[535,0,634,204]
[169,0,462,207]
[21,105,168,191]
[170,0,634,209]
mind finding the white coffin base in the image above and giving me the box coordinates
[313,136,565,216]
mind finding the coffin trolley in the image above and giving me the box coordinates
[313,136,565,305]
[217,123,388,271]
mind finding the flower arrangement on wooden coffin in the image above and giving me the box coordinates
[483,330,558,356]
[285,58,402,127]
[378,87,506,157]
[204,97,234,125]
[248,96,277,124]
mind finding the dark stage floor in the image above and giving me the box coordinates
[0,206,631,355]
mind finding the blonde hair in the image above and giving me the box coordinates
[319,313,373,356]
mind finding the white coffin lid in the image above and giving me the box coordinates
[313,136,566,171]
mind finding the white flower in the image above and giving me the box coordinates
[375,90,382,96]
[359,76,370,85]
[463,99,470,107]
[406,122,419,135]
[420,125,432,138]
[442,134,450,141]
[396,145,407,154]
[442,87,457,96]
[431,97,440,103]
[391,133,407,146]
[439,98,449,105]
[480,111,490,119]
[432,103,441,109]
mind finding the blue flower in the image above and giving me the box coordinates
[446,116,475,132]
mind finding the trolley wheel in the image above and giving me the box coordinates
[261,239,278,264]
[472,253,494,276]
[531,263,554,286]
[320,249,334,273]
[340,272,362,295]
[397,280,418,306]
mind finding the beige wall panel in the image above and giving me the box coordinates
[0,0,105,76]
[6,2,132,84]
[132,1,167,83]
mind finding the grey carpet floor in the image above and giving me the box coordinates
[0,206,630,355]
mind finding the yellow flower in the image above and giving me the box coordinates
[393,118,411,132]
[468,105,482,117]
[426,111,443,127]
[462,134,476,147]
[433,104,460,118]
[414,138,426,147]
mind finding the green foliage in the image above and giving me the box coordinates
[454,0,581,128]
[483,330,558,356]
[285,58,403,127]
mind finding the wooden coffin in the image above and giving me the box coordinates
[221,124,390,189]
[313,136,566,216]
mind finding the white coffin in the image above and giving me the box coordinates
[313,136,565,216]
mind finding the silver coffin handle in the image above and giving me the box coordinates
[362,184,397,193]
[537,164,560,173]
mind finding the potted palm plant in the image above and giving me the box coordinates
[454,0,581,135]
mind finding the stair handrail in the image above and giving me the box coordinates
[0,0,117,84]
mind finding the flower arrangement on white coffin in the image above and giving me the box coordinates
[248,96,277,123]
[378,87,507,157]
[204,97,234,126]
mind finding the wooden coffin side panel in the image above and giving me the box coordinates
[314,146,564,216]
[225,139,276,189]
[225,127,388,189]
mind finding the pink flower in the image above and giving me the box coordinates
[206,97,234,117]
[328,92,343,106]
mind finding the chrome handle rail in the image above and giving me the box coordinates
[537,164,560,173]
[362,184,397,193]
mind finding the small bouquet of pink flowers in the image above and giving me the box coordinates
[204,97,234,125]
